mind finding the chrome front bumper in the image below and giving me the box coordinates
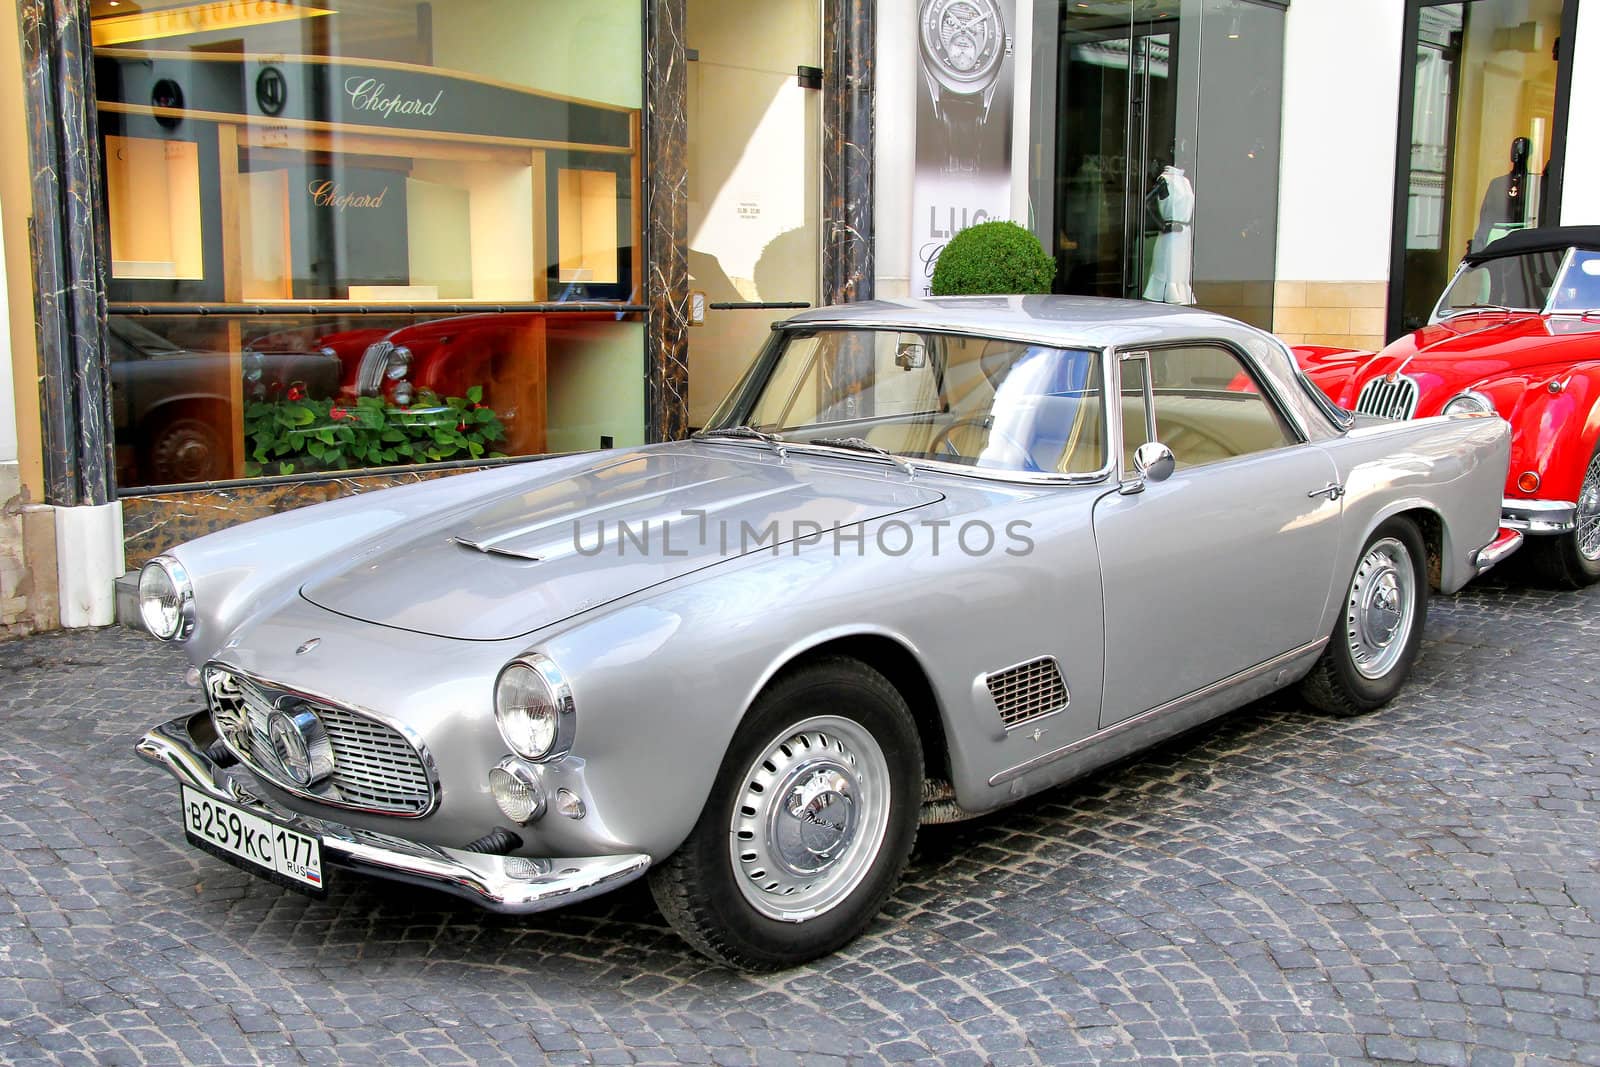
[1501,497,1577,535]
[135,712,650,914]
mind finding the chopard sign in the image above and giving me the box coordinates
[308,180,389,211]
[343,76,443,121]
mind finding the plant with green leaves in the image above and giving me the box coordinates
[244,386,507,477]
[930,220,1056,296]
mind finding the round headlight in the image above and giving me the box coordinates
[494,655,573,761]
[1442,390,1495,417]
[138,555,195,641]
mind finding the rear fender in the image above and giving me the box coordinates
[1505,362,1600,502]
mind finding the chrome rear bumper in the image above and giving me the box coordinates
[1501,497,1577,535]
[1470,527,1524,576]
[135,712,650,914]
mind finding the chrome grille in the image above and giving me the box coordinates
[986,657,1070,727]
[204,667,434,816]
[1355,375,1420,421]
[356,340,394,395]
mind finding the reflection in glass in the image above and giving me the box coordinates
[90,0,646,488]
[718,330,1106,476]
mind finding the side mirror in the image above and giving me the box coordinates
[1132,441,1176,483]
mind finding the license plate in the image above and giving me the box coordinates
[180,784,325,892]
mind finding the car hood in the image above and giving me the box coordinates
[300,445,945,640]
[1337,313,1600,411]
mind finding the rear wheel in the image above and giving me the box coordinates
[648,657,922,971]
[1529,445,1600,588]
[1301,518,1429,717]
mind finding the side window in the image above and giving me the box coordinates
[1147,345,1297,470]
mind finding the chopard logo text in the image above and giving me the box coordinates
[343,76,444,121]
[307,180,388,211]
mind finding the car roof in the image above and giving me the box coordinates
[1465,225,1600,264]
[782,294,1267,351]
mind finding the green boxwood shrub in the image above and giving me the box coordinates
[929,220,1055,296]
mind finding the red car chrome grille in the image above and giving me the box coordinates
[356,341,394,396]
[1355,375,1420,421]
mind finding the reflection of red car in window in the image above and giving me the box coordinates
[1292,226,1600,587]
[298,311,623,455]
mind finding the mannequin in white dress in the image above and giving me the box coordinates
[1143,165,1195,305]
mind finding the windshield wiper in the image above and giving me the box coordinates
[1439,303,1514,320]
[692,424,787,457]
[806,436,915,475]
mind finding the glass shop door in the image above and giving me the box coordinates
[1053,14,1179,302]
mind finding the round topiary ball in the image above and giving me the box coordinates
[929,220,1055,296]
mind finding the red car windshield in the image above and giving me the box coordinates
[1435,247,1600,319]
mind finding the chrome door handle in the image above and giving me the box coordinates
[1308,483,1345,501]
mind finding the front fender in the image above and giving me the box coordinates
[1291,345,1372,406]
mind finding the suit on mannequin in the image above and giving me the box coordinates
[1143,165,1195,305]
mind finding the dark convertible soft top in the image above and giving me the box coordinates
[1466,225,1600,264]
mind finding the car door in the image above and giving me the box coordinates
[1092,343,1343,728]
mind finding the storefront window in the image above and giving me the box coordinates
[92,1,644,489]
[1033,0,1286,329]
[1394,0,1566,333]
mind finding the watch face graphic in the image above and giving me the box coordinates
[919,0,1006,95]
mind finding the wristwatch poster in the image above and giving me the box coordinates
[917,0,1014,173]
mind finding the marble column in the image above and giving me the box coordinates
[15,0,114,506]
[644,0,691,443]
[823,0,875,306]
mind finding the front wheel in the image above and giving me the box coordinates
[1300,518,1429,717]
[1529,445,1600,588]
[648,657,922,970]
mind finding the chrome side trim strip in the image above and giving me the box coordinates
[988,638,1329,787]
[136,713,651,914]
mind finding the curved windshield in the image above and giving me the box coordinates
[1434,249,1564,318]
[706,328,1107,476]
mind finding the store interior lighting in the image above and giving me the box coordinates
[91,1,335,47]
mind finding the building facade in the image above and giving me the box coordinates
[0,0,1592,637]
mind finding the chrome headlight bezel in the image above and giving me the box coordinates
[1441,389,1496,417]
[138,554,196,641]
[387,344,414,380]
[493,653,575,762]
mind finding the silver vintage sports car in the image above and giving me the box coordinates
[136,296,1517,970]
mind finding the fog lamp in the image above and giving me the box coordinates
[1517,471,1542,494]
[138,555,195,641]
[494,655,573,761]
[266,707,335,786]
[503,856,552,880]
[489,759,546,824]
[391,383,414,406]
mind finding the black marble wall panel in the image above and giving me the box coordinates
[823,0,875,306]
[16,0,114,507]
[644,0,690,443]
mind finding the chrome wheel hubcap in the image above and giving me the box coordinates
[1346,537,1416,680]
[1577,451,1600,562]
[730,715,890,921]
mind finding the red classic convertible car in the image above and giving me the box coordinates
[1296,226,1600,587]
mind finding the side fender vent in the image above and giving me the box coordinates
[986,657,1070,727]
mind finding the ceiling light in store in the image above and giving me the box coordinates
[91,1,334,47]
[1227,14,1242,38]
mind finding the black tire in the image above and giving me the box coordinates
[141,403,230,484]
[647,656,922,971]
[1300,517,1429,717]
[1526,445,1600,588]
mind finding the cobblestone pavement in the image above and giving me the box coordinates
[2,572,1599,1066]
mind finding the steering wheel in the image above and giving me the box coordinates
[930,416,1045,473]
